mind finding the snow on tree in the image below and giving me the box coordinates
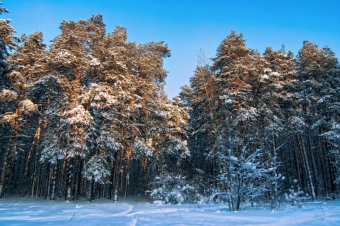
[131,140,153,160]
[149,174,201,204]
[0,2,18,79]
[0,28,45,198]
[83,154,111,184]
[219,147,269,211]
[284,183,310,208]
[0,88,17,102]
[63,105,93,127]
[0,5,339,205]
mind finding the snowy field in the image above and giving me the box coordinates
[1,198,340,226]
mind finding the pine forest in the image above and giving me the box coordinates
[1,2,340,212]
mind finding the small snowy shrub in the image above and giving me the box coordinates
[149,174,201,204]
[284,185,309,208]
[210,190,229,204]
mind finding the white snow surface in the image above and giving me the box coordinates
[0,199,340,225]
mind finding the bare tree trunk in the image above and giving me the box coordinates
[35,164,42,197]
[50,164,57,200]
[292,137,303,187]
[66,158,73,201]
[124,149,131,199]
[318,127,329,197]
[306,128,318,196]
[87,179,94,202]
[271,131,278,211]
[0,124,19,198]
[107,161,114,199]
[74,156,80,200]
[31,123,42,197]
[21,138,34,195]
[112,158,119,202]
[299,134,316,200]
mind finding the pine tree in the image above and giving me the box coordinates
[297,41,340,197]
[0,2,18,81]
[180,52,219,189]
[0,31,46,197]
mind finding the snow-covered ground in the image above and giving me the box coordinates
[1,198,340,225]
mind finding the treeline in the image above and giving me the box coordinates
[1,3,340,210]
[180,31,340,210]
[0,4,189,202]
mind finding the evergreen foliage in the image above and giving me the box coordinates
[0,2,339,211]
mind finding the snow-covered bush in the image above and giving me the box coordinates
[209,190,229,204]
[219,147,268,211]
[149,174,202,204]
[284,185,310,208]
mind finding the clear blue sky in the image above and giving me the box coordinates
[3,0,340,98]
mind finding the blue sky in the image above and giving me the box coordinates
[3,0,340,98]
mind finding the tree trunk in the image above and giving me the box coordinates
[299,134,316,200]
[318,127,329,197]
[66,158,73,201]
[50,164,57,200]
[306,128,318,196]
[0,123,19,198]
[87,179,94,202]
[292,137,303,187]
[112,157,120,202]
